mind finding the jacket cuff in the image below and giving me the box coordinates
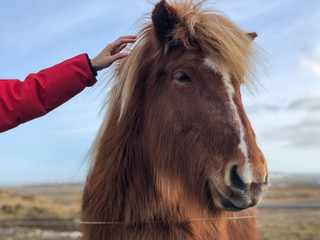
[85,54,98,77]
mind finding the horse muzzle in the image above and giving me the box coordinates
[207,165,269,211]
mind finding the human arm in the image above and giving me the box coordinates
[0,36,136,133]
[0,54,95,132]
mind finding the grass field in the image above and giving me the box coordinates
[0,186,80,221]
[0,183,319,239]
[258,208,320,240]
[262,185,320,204]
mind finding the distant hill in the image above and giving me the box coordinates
[1,173,320,188]
[269,173,320,186]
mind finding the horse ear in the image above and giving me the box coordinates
[248,32,258,41]
[152,0,179,42]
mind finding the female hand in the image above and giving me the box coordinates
[91,35,137,71]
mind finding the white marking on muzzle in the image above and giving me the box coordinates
[204,58,253,184]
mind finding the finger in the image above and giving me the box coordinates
[115,38,136,48]
[116,43,127,53]
[110,52,129,62]
[118,35,137,40]
[111,43,128,55]
[110,37,136,49]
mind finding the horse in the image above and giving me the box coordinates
[81,0,269,239]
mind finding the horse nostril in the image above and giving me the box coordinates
[230,165,247,191]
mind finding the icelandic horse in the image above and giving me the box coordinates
[81,1,268,239]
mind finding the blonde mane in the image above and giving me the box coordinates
[89,0,259,167]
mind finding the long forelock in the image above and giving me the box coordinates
[169,0,260,85]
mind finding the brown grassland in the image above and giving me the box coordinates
[0,184,319,239]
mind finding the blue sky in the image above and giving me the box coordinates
[1,0,320,184]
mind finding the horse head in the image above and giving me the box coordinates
[141,0,269,212]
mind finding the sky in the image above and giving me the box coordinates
[0,0,320,185]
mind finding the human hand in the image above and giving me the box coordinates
[91,36,137,71]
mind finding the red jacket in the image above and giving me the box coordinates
[0,54,97,133]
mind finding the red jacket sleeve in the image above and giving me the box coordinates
[0,54,97,133]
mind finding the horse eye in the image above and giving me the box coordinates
[174,72,192,84]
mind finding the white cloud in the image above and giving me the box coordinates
[287,94,320,111]
[300,42,320,77]
[248,94,320,149]
[248,100,320,173]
